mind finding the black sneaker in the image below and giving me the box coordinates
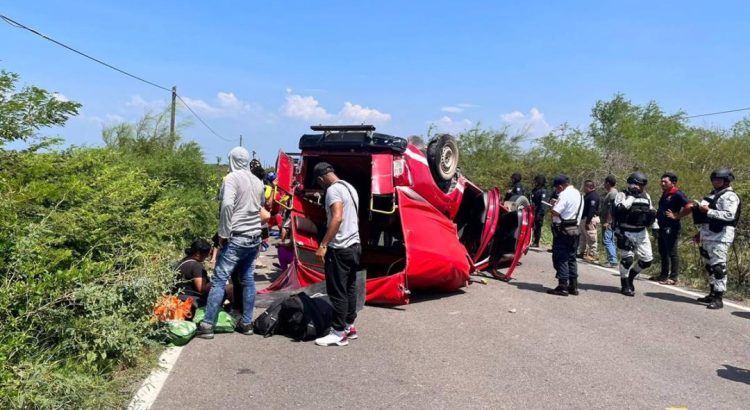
[196,322,215,339]
[547,286,569,296]
[237,321,254,335]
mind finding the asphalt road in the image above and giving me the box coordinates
[152,249,750,409]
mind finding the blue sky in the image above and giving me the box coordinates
[2,1,749,164]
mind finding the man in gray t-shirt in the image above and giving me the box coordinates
[312,162,361,347]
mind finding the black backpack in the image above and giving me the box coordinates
[279,292,334,341]
[253,296,287,337]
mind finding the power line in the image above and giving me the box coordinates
[685,107,750,119]
[176,95,233,142]
[1,14,171,92]
[1,13,233,143]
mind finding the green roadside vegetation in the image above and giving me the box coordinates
[0,70,221,408]
[457,95,749,299]
[1,69,747,408]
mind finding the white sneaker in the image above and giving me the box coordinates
[315,329,348,346]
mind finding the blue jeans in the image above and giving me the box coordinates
[204,236,260,326]
[602,225,618,265]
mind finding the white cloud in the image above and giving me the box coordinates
[179,96,219,114]
[500,107,551,136]
[338,102,391,123]
[283,94,391,123]
[441,106,464,113]
[283,94,331,120]
[430,116,474,135]
[87,113,125,125]
[125,92,253,118]
[52,92,69,102]
[126,95,167,112]
[458,103,479,108]
[179,92,253,117]
[500,111,525,122]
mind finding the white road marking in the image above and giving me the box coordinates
[128,346,183,410]
[587,262,750,312]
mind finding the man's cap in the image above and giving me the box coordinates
[313,162,335,178]
[552,175,570,187]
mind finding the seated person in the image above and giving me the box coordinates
[174,238,212,308]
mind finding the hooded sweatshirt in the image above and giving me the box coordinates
[218,147,265,239]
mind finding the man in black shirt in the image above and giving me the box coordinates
[530,175,548,248]
[651,172,692,284]
[578,180,601,262]
[504,173,525,201]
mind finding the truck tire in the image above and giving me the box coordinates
[427,134,459,182]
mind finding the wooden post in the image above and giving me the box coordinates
[170,86,177,137]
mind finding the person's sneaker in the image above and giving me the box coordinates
[582,255,596,263]
[236,321,254,335]
[344,324,358,340]
[196,322,215,339]
[605,263,618,268]
[315,329,348,346]
[649,275,668,282]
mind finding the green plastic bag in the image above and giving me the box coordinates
[165,320,196,346]
[193,308,237,333]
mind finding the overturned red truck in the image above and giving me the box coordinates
[263,125,533,305]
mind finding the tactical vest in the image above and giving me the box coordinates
[614,192,655,231]
[692,188,742,232]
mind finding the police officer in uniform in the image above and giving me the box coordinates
[693,168,741,310]
[613,172,658,296]
[504,172,525,201]
[531,174,548,248]
[547,175,584,296]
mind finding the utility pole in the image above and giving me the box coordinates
[240,134,243,147]
[170,86,177,137]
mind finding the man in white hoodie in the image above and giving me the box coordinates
[197,147,268,339]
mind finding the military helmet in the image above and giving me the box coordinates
[710,167,735,182]
[627,172,648,186]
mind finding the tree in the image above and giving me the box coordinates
[0,70,81,147]
[457,125,524,187]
